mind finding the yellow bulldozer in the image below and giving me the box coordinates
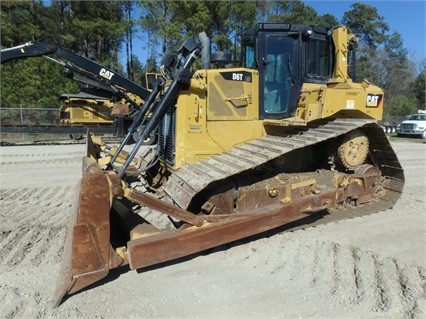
[58,72,162,127]
[1,23,404,307]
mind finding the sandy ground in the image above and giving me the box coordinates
[0,139,425,319]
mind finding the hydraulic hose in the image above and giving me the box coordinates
[117,44,202,178]
[110,77,165,166]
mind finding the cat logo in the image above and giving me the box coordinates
[99,68,114,80]
[366,94,383,108]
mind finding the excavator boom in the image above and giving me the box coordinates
[1,40,150,101]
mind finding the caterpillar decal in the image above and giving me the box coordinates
[366,94,383,108]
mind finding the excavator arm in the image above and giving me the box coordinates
[1,40,151,103]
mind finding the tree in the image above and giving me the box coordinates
[137,0,257,64]
[0,57,80,108]
[385,94,418,117]
[284,0,320,24]
[0,0,45,47]
[121,1,137,81]
[342,2,389,49]
[377,32,414,99]
[137,0,176,62]
[257,0,338,27]
[1,0,418,120]
[319,13,339,28]
[342,3,389,86]
[0,0,80,109]
[131,55,146,85]
[204,1,255,52]
[413,66,426,109]
[61,1,125,69]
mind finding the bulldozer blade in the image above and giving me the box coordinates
[52,157,121,307]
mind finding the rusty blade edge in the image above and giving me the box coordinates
[52,157,114,308]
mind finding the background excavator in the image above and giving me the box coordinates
[1,23,404,307]
[1,42,159,144]
[58,72,162,143]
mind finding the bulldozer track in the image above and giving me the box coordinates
[0,186,69,318]
[226,236,425,317]
[0,226,65,269]
[163,118,404,225]
[0,149,81,318]
[0,227,423,318]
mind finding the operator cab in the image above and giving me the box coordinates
[241,23,333,119]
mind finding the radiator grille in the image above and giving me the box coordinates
[158,106,176,166]
[401,123,415,130]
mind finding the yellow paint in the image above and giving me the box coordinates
[169,27,384,170]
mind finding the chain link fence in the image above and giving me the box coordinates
[381,115,406,126]
[0,107,60,126]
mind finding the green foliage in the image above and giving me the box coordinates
[0,58,80,107]
[413,67,425,109]
[0,0,81,112]
[137,0,257,58]
[138,0,180,56]
[342,2,389,49]
[0,0,421,124]
[341,3,389,84]
[378,32,414,102]
[258,0,338,27]
[53,1,125,69]
[130,55,146,85]
[385,94,418,117]
[145,56,158,73]
[0,0,45,47]
[283,1,320,24]
[341,2,418,119]
[0,0,126,113]
[319,14,339,28]
[355,55,378,83]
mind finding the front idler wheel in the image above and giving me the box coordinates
[336,130,369,170]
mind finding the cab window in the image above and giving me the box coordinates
[244,44,256,68]
[305,38,331,79]
[263,35,294,114]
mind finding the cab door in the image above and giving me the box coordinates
[258,32,302,119]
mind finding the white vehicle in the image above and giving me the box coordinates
[396,112,426,139]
